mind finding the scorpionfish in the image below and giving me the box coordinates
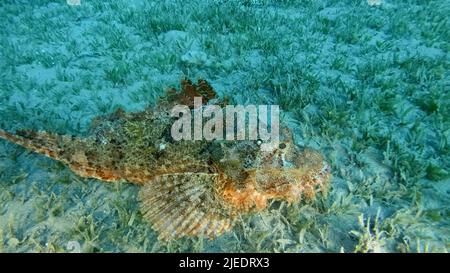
[0,79,331,240]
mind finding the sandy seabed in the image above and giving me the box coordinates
[0,0,448,252]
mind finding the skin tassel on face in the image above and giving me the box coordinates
[0,78,331,240]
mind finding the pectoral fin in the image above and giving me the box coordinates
[139,172,235,240]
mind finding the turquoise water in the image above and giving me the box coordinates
[0,0,448,252]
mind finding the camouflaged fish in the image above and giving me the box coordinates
[0,79,331,240]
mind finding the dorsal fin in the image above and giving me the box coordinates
[164,78,218,108]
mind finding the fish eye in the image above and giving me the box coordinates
[256,139,263,146]
[278,143,287,149]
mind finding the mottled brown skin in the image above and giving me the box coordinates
[219,134,331,213]
[0,79,331,240]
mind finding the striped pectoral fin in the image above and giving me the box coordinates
[139,172,235,240]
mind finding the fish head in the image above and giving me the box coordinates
[254,129,331,202]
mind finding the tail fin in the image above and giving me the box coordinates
[0,129,63,161]
[0,128,126,182]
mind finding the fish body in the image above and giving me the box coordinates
[0,79,331,240]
